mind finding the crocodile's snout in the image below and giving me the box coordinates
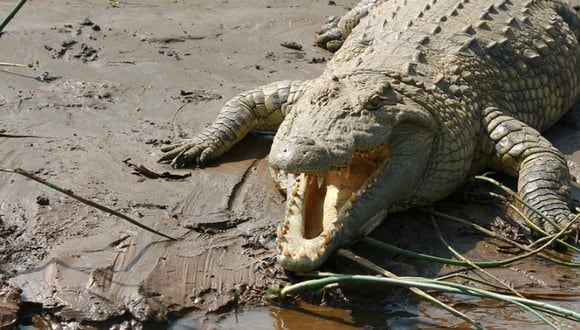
[270,136,332,173]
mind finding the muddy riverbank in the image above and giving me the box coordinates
[0,0,578,328]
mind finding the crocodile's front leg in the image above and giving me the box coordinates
[159,80,303,167]
[315,0,384,52]
[481,108,577,235]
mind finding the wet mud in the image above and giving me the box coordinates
[0,0,578,328]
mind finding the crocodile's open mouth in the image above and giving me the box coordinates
[275,146,389,271]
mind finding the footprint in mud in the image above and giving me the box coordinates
[44,19,102,62]
[38,80,119,111]
[175,89,223,104]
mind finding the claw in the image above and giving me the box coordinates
[160,144,176,152]
[157,139,203,167]
[315,16,344,52]
[170,150,186,168]
[158,149,182,163]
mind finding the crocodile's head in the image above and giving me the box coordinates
[269,73,437,271]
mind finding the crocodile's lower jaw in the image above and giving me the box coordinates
[276,147,389,271]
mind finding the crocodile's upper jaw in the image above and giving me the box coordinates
[275,147,391,271]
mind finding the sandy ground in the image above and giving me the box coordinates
[0,0,578,328]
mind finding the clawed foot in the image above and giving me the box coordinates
[158,138,218,168]
[536,212,579,243]
[315,16,344,52]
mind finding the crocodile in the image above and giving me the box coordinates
[159,0,580,272]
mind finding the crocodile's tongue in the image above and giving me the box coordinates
[303,155,378,238]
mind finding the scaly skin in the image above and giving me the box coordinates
[160,0,580,272]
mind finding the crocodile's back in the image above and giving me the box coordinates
[330,0,580,131]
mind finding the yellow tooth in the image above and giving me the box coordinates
[291,181,299,195]
[317,175,324,189]
[283,246,291,256]
[323,234,333,245]
[344,166,351,179]
[350,193,359,203]
[298,246,307,259]
[318,246,326,257]
[277,225,286,237]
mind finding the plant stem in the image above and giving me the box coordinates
[430,215,526,298]
[0,62,27,67]
[0,167,177,241]
[337,249,485,329]
[425,210,579,267]
[281,274,580,323]
[363,227,576,268]
[0,0,28,33]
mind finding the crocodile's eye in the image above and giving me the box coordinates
[365,94,383,111]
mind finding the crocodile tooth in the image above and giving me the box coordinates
[277,225,287,237]
[318,246,326,257]
[350,193,359,203]
[290,196,299,207]
[288,196,300,210]
[323,234,333,245]
[317,175,324,189]
[297,246,307,259]
[291,185,298,197]
[283,245,291,257]
[344,166,351,179]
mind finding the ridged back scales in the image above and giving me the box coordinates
[329,0,580,131]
